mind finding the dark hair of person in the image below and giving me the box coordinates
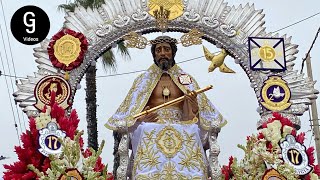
[150,36,178,60]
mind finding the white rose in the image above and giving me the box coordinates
[282,125,293,137]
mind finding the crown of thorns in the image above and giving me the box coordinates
[123,29,204,49]
[149,36,178,45]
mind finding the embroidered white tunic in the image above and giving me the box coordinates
[131,108,208,179]
[105,64,226,179]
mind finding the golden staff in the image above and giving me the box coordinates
[133,85,213,119]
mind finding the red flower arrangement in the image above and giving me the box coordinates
[221,156,234,179]
[221,112,320,180]
[3,93,112,179]
[47,29,88,71]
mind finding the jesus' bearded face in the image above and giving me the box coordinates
[154,42,174,71]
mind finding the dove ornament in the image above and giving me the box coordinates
[202,46,235,73]
[261,76,291,111]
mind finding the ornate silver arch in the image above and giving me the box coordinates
[14,0,318,178]
[15,0,317,127]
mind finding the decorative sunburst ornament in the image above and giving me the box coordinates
[148,0,184,20]
[148,0,184,32]
[48,29,88,71]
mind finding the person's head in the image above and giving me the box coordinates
[150,36,177,71]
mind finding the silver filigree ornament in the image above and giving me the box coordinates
[132,9,149,21]
[114,15,130,28]
[202,16,220,28]
[220,23,237,37]
[96,23,112,37]
[183,9,200,22]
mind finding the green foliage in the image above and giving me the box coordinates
[58,0,104,12]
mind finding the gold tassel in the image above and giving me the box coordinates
[64,71,70,80]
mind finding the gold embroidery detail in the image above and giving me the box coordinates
[178,130,207,176]
[106,64,162,130]
[156,107,182,123]
[156,126,183,158]
[180,117,198,125]
[133,129,161,175]
[136,162,202,180]
[133,127,207,179]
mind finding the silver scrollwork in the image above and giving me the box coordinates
[96,23,112,37]
[183,9,200,22]
[132,9,149,21]
[114,15,130,28]
[220,23,237,37]
[202,16,220,28]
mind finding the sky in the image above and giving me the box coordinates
[0,0,320,177]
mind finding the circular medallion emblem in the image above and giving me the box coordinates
[261,76,291,111]
[34,75,71,110]
[48,29,88,71]
[54,34,81,66]
[259,45,276,62]
[156,126,183,158]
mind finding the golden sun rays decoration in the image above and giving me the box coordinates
[148,0,184,32]
[153,6,170,32]
[148,0,184,20]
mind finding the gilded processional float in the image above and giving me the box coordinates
[3,0,320,179]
